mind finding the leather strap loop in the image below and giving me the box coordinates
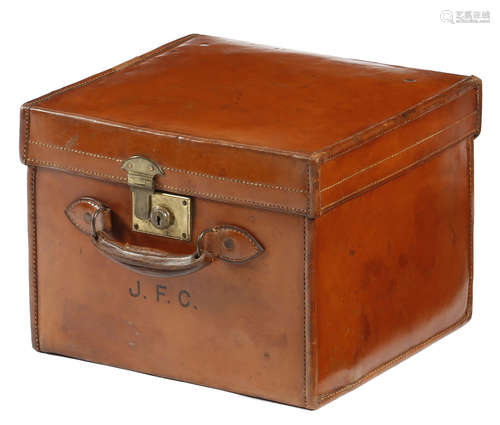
[65,197,264,278]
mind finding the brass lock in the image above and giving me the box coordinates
[122,156,192,240]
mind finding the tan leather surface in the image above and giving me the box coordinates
[32,167,307,407]
[21,34,467,154]
[22,35,481,409]
[311,138,473,406]
[19,34,481,217]
[317,85,479,215]
[24,108,310,215]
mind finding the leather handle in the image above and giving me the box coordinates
[65,197,264,278]
[92,230,213,277]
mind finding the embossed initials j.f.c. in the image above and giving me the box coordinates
[129,281,197,310]
[129,281,141,297]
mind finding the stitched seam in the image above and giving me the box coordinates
[306,164,311,216]
[216,227,259,261]
[303,216,309,408]
[317,77,475,161]
[303,165,311,408]
[23,108,31,163]
[218,253,259,262]
[474,78,481,136]
[65,212,90,236]
[29,140,305,193]
[157,184,306,214]
[30,106,312,161]
[467,139,474,313]
[64,199,101,236]
[30,167,39,351]
[218,255,241,261]
[318,313,470,403]
[21,35,197,165]
[320,130,476,212]
[32,141,123,163]
[22,71,116,163]
[26,158,307,214]
[226,228,258,251]
[27,159,128,181]
[317,137,475,405]
[476,85,479,133]
[320,111,476,193]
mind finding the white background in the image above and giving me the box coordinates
[1,1,498,423]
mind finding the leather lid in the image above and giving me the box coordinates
[20,34,481,217]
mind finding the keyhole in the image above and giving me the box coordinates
[150,206,172,230]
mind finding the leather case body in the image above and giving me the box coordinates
[20,34,482,409]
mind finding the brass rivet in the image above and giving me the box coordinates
[134,223,139,230]
[182,200,187,206]
[127,163,132,168]
[182,233,187,239]
[224,238,235,250]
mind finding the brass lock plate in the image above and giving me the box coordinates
[122,155,192,241]
[132,192,192,240]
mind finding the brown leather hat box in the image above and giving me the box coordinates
[20,34,481,409]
